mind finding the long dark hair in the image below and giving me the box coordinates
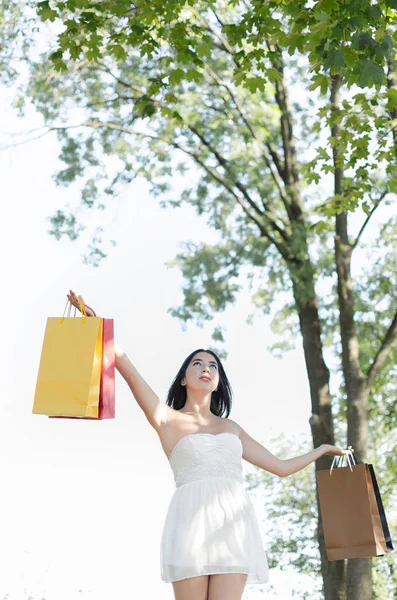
[166,349,233,418]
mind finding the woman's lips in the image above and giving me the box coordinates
[200,376,211,381]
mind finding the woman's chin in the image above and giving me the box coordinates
[189,383,215,394]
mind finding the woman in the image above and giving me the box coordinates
[67,289,348,600]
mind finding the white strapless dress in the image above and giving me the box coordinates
[160,432,269,584]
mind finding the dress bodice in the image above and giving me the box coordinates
[168,432,243,488]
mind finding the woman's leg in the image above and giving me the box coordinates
[207,573,248,600]
[172,575,210,600]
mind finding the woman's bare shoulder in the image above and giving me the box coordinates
[225,417,242,437]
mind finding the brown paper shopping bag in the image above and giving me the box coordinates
[316,451,394,561]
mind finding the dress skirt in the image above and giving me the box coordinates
[160,475,269,583]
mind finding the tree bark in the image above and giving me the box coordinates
[331,74,372,600]
[271,53,347,598]
[296,289,347,600]
[387,57,397,152]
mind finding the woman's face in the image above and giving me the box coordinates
[182,351,220,394]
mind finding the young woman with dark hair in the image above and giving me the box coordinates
[67,290,348,600]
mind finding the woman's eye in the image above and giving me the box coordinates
[192,361,217,369]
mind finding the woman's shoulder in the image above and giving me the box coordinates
[221,416,242,437]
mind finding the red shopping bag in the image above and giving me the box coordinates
[49,316,115,420]
[98,318,115,419]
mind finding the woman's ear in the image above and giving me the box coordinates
[181,379,186,386]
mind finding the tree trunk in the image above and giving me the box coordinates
[273,56,347,598]
[343,352,371,599]
[296,289,346,600]
[331,74,373,600]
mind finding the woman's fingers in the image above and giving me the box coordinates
[324,444,350,456]
[67,290,95,316]
[67,290,83,311]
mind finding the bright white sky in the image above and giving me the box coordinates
[0,72,376,599]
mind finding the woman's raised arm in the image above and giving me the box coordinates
[67,290,169,431]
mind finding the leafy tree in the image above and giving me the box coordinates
[2,1,397,599]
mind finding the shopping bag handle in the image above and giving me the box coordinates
[60,298,87,324]
[330,446,357,476]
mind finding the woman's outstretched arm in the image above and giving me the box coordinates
[234,422,349,477]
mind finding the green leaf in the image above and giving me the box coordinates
[361,201,371,216]
[355,59,385,88]
[314,10,330,22]
[353,32,377,51]
[186,69,202,83]
[164,92,177,103]
[343,47,358,68]
[324,49,346,74]
[379,34,394,59]
[196,44,212,58]
[311,19,331,34]
[160,106,173,118]
[49,50,67,71]
[109,44,128,61]
[266,68,284,83]
[172,110,183,121]
[314,220,328,234]
[37,0,58,22]
[244,76,267,92]
[169,68,185,85]
[368,5,383,22]
[287,34,306,54]
[317,0,339,12]
[309,73,329,95]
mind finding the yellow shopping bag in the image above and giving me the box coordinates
[32,300,103,418]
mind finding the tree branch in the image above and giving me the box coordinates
[188,124,289,242]
[98,63,136,89]
[189,15,288,191]
[203,64,291,212]
[100,43,291,235]
[185,10,292,221]
[265,140,286,181]
[43,118,284,253]
[266,44,303,220]
[190,8,241,70]
[85,94,136,110]
[187,124,265,217]
[190,27,298,225]
[209,7,226,30]
[367,308,397,387]
[173,141,288,256]
[386,57,397,154]
[104,75,268,222]
[6,106,288,257]
[351,189,389,250]
[97,61,289,241]
[80,119,288,256]
[0,124,84,150]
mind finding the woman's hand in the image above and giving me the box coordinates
[322,444,351,457]
[67,289,96,317]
